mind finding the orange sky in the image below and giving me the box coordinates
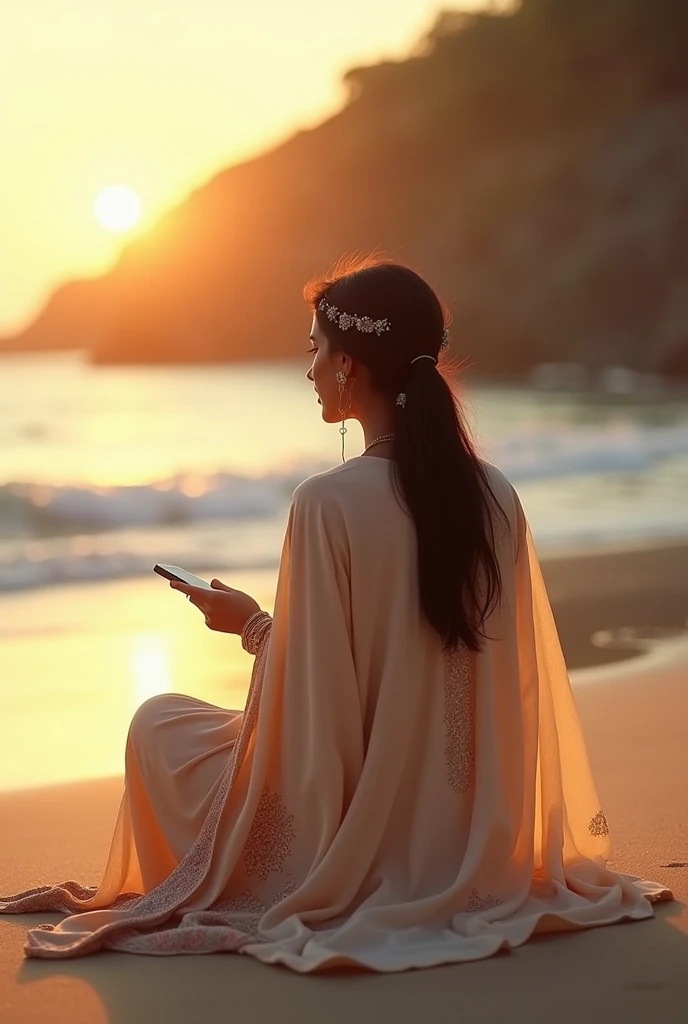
[0,1,491,335]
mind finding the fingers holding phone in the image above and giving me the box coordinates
[168,576,262,635]
[169,580,208,610]
[153,563,213,611]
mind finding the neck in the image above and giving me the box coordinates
[358,401,395,452]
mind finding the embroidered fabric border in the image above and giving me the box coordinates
[242,783,296,882]
[466,887,502,912]
[443,641,475,794]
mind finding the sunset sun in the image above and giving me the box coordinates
[93,185,142,232]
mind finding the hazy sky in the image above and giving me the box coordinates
[0,1,484,334]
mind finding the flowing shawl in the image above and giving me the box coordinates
[0,457,672,970]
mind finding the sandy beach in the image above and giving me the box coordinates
[1,541,687,1022]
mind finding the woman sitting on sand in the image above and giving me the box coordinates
[0,257,671,970]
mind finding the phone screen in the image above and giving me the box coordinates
[153,564,214,590]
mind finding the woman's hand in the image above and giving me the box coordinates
[170,578,262,635]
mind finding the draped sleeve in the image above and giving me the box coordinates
[242,475,366,857]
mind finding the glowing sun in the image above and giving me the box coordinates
[93,185,142,232]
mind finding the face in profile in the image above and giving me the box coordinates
[306,315,348,424]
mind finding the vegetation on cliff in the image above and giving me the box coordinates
[3,0,687,377]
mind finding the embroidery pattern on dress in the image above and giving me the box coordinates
[209,877,298,945]
[272,879,298,905]
[466,887,502,912]
[588,810,610,837]
[209,890,267,939]
[443,640,475,794]
[215,890,267,915]
[243,782,296,882]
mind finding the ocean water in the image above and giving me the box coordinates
[1,350,687,593]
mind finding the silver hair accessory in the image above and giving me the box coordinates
[318,297,391,336]
[396,351,440,407]
[323,297,450,424]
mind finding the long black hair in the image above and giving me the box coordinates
[304,255,510,653]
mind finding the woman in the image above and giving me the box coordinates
[0,257,671,970]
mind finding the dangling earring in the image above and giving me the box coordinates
[336,370,353,463]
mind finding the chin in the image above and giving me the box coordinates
[315,395,337,423]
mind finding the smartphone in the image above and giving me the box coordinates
[153,563,215,590]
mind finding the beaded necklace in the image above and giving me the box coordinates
[361,433,395,456]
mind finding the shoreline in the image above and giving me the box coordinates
[3,632,686,800]
[539,530,688,562]
[539,536,688,670]
[0,535,686,793]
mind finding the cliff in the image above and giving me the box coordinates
[2,0,687,377]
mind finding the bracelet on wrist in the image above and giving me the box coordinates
[241,610,272,654]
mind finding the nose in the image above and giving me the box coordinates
[306,368,314,382]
